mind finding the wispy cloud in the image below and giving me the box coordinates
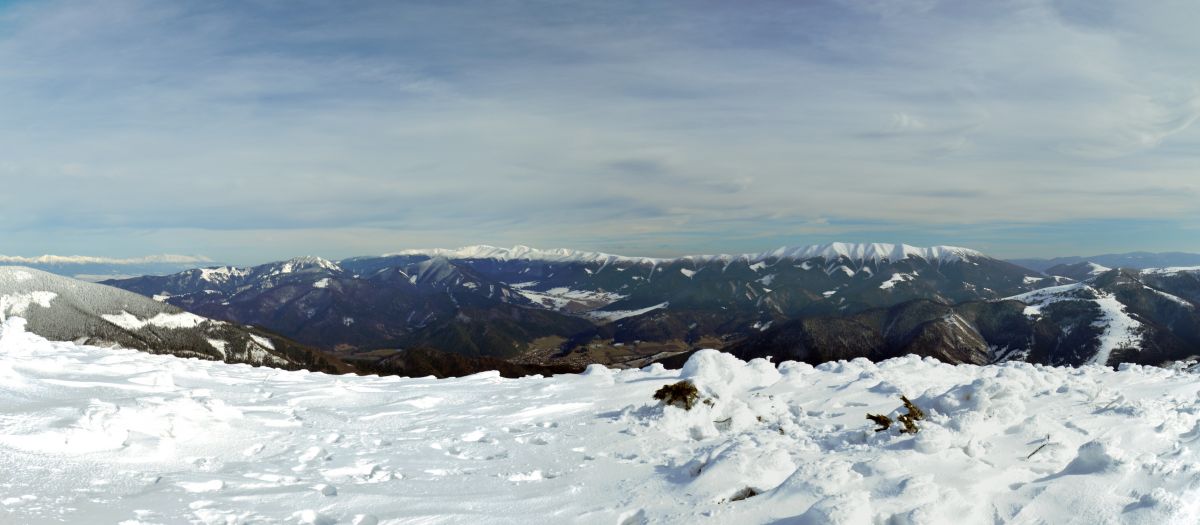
[0,0,1197,261]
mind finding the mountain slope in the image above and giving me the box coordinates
[105,243,1051,367]
[1044,261,1109,281]
[0,266,347,373]
[105,256,593,359]
[351,243,1050,355]
[691,267,1200,369]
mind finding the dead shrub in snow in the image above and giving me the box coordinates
[866,413,892,432]
[654,380,700,410]
[901,395,925,421]
[867,395,926,434]
[898,395,925,434]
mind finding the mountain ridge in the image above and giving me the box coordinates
[0,266,349,373]
[383,242,986,266]
[1012,251,1200,272]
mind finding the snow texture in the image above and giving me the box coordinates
[4,320,1200,524]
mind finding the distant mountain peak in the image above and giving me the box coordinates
[1143,266,1200,276]
[385,242,987,265]
[758,243,984,264]
[0,254,212,265]
[277,256,341,272]
[1044,261,1113,281]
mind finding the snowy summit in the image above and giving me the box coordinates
[389,242,985,266]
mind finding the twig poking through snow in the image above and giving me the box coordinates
[1026,434,1052,460]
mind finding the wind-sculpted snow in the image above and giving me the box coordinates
[3,322,1200,523]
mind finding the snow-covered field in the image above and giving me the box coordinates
[3,317,1200,524]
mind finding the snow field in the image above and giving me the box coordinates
[2,317,1200,523]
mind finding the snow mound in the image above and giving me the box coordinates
[680,349,780,401]
[3,319,1200,523]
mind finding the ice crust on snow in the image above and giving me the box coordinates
[4,318,1200,523]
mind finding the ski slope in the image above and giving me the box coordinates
[2,316,1200,524]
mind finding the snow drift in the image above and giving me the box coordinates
[2,318,1199,524]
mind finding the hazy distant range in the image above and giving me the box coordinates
[5,249,1200,281]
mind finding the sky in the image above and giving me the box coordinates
[1,0,1198,264]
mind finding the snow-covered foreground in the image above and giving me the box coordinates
[3,318,1200,524]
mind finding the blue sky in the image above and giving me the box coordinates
[1,0,1198,264]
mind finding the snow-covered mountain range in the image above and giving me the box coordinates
[92,243,1200,371]
[1012,251,1200,273]
[0,254,212,282]
[102,243,1049,367]
[388,242,985,266]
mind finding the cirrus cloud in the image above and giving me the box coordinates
[0,0,1197,262]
